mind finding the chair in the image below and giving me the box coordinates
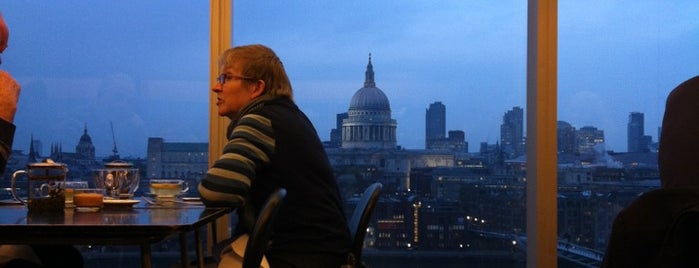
[241,188,286,268]
[214,188,286,268]
[346,183,382,268]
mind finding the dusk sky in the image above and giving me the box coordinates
[2,1,698,158]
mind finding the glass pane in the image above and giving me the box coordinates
[559,1,698,267]
[234,1,527,267]
[1,1,209,266]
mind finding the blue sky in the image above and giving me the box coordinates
[2,1,698,157]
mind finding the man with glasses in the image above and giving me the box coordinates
[0,11,35,268]
[200,44,352,267]
[0,12,85,268]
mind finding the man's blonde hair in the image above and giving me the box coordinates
[219,44,293,100]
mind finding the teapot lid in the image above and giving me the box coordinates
[104,160,133,168]
[27,158,67,169]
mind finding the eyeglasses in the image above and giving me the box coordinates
[216,74,256,85]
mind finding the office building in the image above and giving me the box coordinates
[627,112,651,153]
[425,101,446,149]
[146,137,208,182]
[500,106,524,159]
[557,121,576,153]
[576,126,605,154]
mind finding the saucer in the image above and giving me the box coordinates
[103,199,140,208]
[0,199,21,206]
[143,192,184,199]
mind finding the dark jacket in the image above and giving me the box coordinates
[0,118,15,173]
[200,96,351,258]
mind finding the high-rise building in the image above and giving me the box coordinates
[627,112,651,153]
[341,54,397,150]
[500,106,524,159]
[328,112,348,148]
[447,130,467,152]
[557,121,576,153]
[425,101,446,149]
[576,126,605,154]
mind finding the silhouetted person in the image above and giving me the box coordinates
[601,75,699,268]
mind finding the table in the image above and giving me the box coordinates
[0,203,232,268]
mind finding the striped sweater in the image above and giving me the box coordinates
[199,96,351,256]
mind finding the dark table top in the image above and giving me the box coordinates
[0,202,231,245]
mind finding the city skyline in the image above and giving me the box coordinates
[19,106,655,159]
[3,1,697,157]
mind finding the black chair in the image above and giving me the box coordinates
[242,188,287,268]
[346,183,382,268]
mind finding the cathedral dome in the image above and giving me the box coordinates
[341,54,398,150]
[77,125,94,146]
[348,53,391,112]
[79,130,92,143]
[349,86,391,111]
[76,124,96,160]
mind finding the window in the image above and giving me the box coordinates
[233,1,532,267]
[7,1,688,267]
[2,1,210,265]
[558,1,698,266]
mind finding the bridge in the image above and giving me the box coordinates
[477,230,603,268]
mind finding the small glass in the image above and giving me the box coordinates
[64,181,89,207]
[73,188,105,212]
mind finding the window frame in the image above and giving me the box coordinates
[525,0,558,267]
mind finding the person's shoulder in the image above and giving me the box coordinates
[0,118,16,142]
[641,188,699,199]
[262,96,295,109]
[250,97,297,116]
[622,188,699,215]
[0,117,15,129]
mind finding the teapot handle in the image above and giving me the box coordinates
[182,182,190,194]
[11,170,27,205]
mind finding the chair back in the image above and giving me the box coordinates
[242,188,287,268]
[348,182,382,266]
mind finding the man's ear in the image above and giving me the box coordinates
[250,80,266,99]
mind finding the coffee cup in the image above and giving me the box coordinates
[73,188,105,212]
[149,179,189,198]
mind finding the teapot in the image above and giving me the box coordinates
[93,160,140,199]
[11,158,68,213]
